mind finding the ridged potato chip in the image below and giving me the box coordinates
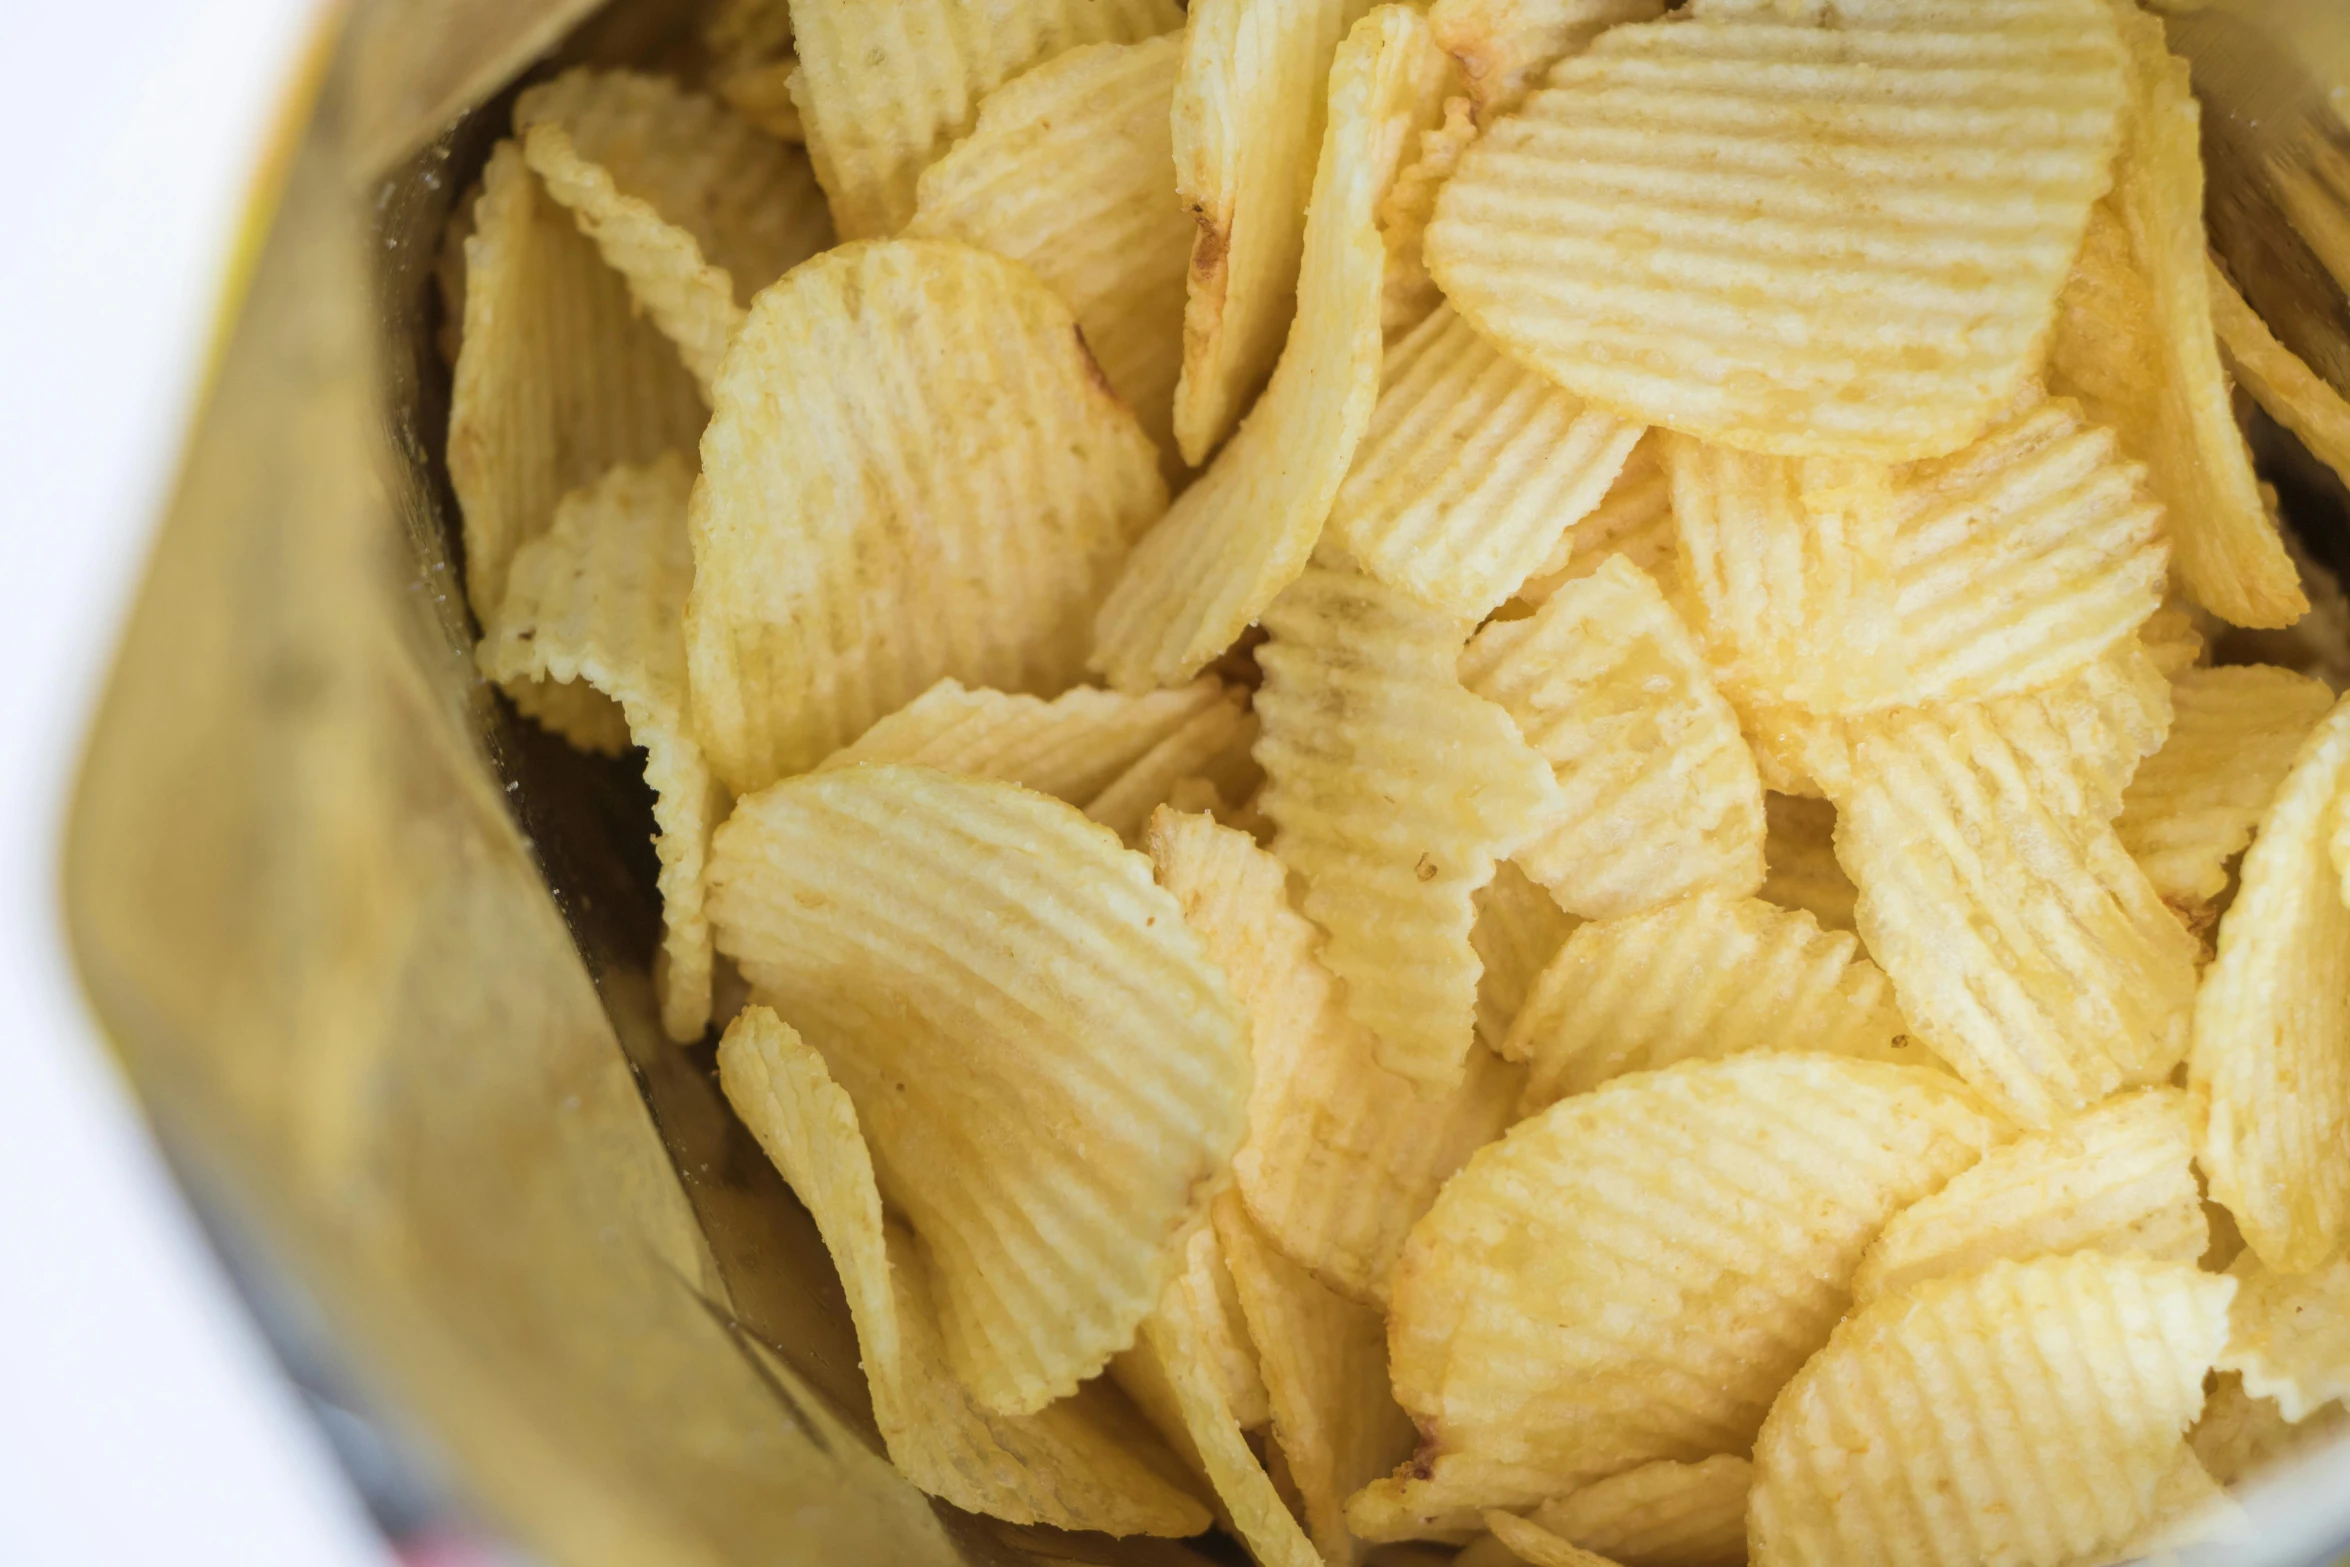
[716,1006,1210,1534]
[1360,1056,2002,1528]
[1148,809,1522,1306]
[1094,8,1450,691]
[2193,1373,2350,1488]
[1113,1207,1272,1461]
[1423,0,2128,462]
[1376,97,1476,338]
[787,0,1181,240]
[1478,1512,1616,1567]
[908,37,1192,467]
[1461,556,1764,919]
[2213,259,2350,498]
[1255,559,1562,1090]
[1850,1087,2205,1305]
[2116,664,2334,910]
[476,455,724,1043]
[1526,1456,1749,1567]
[2219,1250,2350,1425]
[1516,433,1678,608]
[1087,701,1264,844]
[1470,863,1578,1055]
[687,241,1166,794]
[516,69,832,394]
[1326,305,1643,620]
[1503,895,1916,1113]
[1749,1255,2235,1567]
[1837,704,2201,1127]
[1427,0,1665,118]
[1220,1195,1416,1567]
[2193,692,2350,1270]
[702,0,799,140]
[706,767,1250,1415]
[1761,793,1857,934]
[501,663,633,756]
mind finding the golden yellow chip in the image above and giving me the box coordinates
[1148,809,1522,1305]
[1377,97,1477,338]
[1325,305,1643,620]
[1517,432,1677,609]
[501,667,633,756]
[1360,1056,2002,1528]
[716,1006,1211,1534]
[2194,1373,2350,1488]
[2193,692,2350,1270]
[1837,704,2202,1127]
[1423,0,2127,462]
[1088,701,1263,845]
[515,68,833,395]
[2117,664,2335,910]
[1525,1456,1749,1567]
[702,0,800,141]
[1113,1208,1272,1458]
[1504,895,1916,1113]
[1749,1255,2235,1567]
[787,0,1181,240]
[1255,559,1562,1090]
[1094,8,1451,691]
[2049,200,2158,442]
[1219,1195,1416,1566]
[476,455,725,1043]
[907,37,1193,467]
[1850,1087,2205,1305]
[2123,1453,2252,1562]
[2219,1250,2350,1425]
[2215,260,2350,500]
[1427,0,1665,119]
[1760,793,1857,935]
[706,767,1250,1415]
[1461,556,1765,919]
[1471,862,1579,1055]
[686,240,1166,794]
[1478,1512,1616,1567]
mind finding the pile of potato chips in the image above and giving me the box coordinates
[442,0,2350,1561]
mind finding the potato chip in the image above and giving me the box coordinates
[2193,691,2350,1270]
[516,68,832,393]
[1470,862,1578,1055]
[1517,433,1677,609]
[1219,1194,1416,1567]
[907,37,1193,466]
[1147,809,1522,1305]
[702,0,801,141]
[1377,97,1476,338]
[446,139,706,625]
[501,667,633,756]
[2049,201,2158,441]
[1525,1456,1749,1567]
[1427,0,1665,119]
[2219,1250,2350,1425]
[686,240,1166,794]
[1254,559,1562,1090]
[1088,702,1263,845]
[1761,793,1857,934]
[1423,0,2128,462]
[1461,556,1765,919]
[1749,1255,2235,1567]
[476,456,724,1043]
[1478,1512,1616,1567]
[706,766,1250,1415]
[2212,259,2350,499]
[1170,0,1383,465]
[1094,8,1451,691]
[2193,1373,2350,1488]
[1850,1087,2205,1305]
[787,0,1181,240]
[1326,305,1643,620]
[1836,703,2202,1127]
[2118,1453,2252,1564]
[2116,664,2334,910]
[1503,895,1916,1113]
[1359,1056,2002,1527]
[716,1006,1211,1534]
[1113,1208,1272,1445]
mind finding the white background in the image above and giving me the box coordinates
[0,2,395,1562]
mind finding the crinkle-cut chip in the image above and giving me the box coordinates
[1148,810,1522,1306]
[2215,261,2350,497]
[1749,1255,2235,1567]
[476,456,725,1043]
[1479,1513,1617,1567]
[515,69,833,394]
[1519,433,1678,609]
[787,0,1180,240]
[1087,700,1262,844]
[1428,0,1666,119]
[1170,0,1382,466]
[715,1007,1211,1534]
[1462,556,1764,920]
[2117,665,2334,909]
[706,767,1250,1415]
[2193,1373,2350,1488]
[1360,1056,2003,1526]
[503,668,633,756]
[1471,862,1579,1055]
[1094,8,1450,691]
[702,0,801,140]
[1525,1457,1749,1567]
[2224,522,2350,696]
[2108,1453,2252,1565]
[2050,200,2158,442]
[2219,1250,2350,1424]
[2194,692,2350,1270]
[1327,305,1644,620]
[907,38,1193,467]
[1255,560,1561,1090]
[1503,895,1915,1114]
[1113,1209,1272,1440]
[2142,601,2208,677]
[1762,793,1857,934]
[447,139,707,625]
[686,241,1166,795]
[1422,0,2128,463]
[1835,704,2201,1128]
[1378,97,1477,337]
[1850,1087,2205,1305]
[1220,1194,1416,1566]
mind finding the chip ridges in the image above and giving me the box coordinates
[1518,431,1679,607]
[1470,861,1580,1055]
[2219,1251,2350,1425]
[1428,0,1668,118]
[1528,1455,1750,1567]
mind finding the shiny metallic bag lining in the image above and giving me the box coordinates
[57,0,2350,1562]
